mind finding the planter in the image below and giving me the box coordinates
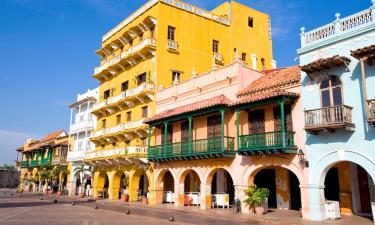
[57,191,62,196]
[78,193,84,198]
[255,207,265,215]
[142,197,148,204]
[121,194,129,202]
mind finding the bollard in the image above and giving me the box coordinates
[168,216,175,222]
[125,210,130,215]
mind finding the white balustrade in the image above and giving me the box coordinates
[85,146,146,159]
[167,40,178,51]
[92,119,146,138]
[93,100,107,111]
[214,53,223,62]
[126,83,155,98]
[301,7,374,47]
[70,120,94,133]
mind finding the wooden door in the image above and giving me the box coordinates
[181,121,190,154]
[207,115,221,151]
[357,166,371,213]
[248,109,265,147]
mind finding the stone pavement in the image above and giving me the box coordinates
[0,190,373,225]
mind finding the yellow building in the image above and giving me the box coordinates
[88,0,273,203]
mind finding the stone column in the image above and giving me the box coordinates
[200,182,210,210]
[234,185,250,214]
[175,182,184,207]
[306,184,327,221]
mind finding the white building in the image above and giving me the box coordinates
[67,88,99,196]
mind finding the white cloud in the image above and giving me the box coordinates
[0,130,41,165]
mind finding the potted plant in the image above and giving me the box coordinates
[74,164,91,198]
[120,174,129,202]
[142,195,148,204]
[243,185,269,215]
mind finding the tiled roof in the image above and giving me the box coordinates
[300,55,350,73]
[146,95,232,123]
[237,66,301,98]
[351,45,375,60]
[23,130,67,152]
[231,91,299,106]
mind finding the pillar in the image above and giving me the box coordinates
[200,181,210,210]
[307,184,327,221]
[234,185,251,214]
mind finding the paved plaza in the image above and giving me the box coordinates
[0,189,373,225]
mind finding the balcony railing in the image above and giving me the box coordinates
[70,120,95,133]
[148,136,235,161]
[238,131,296,154]
[41,158,51,166]
[21,161,29,168]
[367,99,375,126]
[31,160,39,167]
[85,146,147,160]
[93,118,146,138]
[301,7,374,47]
[167,40,178,51]
[304,105,355,133]
[92,83,154,113]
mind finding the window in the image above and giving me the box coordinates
[212,40,219,53]
[121,81,129,92]
[273,105,293,131]
[248,109,265,133]
[150,27,155,38]
[127,111,132,121]
[161,125,173,144]
[142,106,148,118]
[172,71,181,83]
[103,89,111,100]
[137,73,147,85]
[116,114,122,125]
[168,26,176,40]
[242,53,247,62]
[320,76,343,107]
[261,58,266,70]
[102,119,106,128]
[248,17,254,28]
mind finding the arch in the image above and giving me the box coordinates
[310,149,375,186]
[204,166,236,186]
[93,170,109,198]
[155,168,176,190]
[243,156,306,186]
[177,168,204,186]
[206,167,235,208]
[129,168,150,201]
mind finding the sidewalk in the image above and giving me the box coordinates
[93,199,374,225]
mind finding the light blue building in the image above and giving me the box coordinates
[298,0,375,221]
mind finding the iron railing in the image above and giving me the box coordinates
[304,105,353,129]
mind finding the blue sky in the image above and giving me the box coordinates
[0,0,372,164]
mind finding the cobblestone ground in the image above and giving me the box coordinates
[0,198,187,225]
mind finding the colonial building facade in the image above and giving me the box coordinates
[18,130,69,193]
[89,0,275,202]
[67,88,98,196]
[298,1,375,221]
[146,58,308,216]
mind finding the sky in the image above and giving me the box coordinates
[0,0,372,164]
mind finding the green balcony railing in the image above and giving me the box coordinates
[238,131,296,153]
[41,158,50,166]
[21,161,29,168]
[31,160,39,167]
[148,136,235,161]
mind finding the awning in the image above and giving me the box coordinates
[301,55,351,73]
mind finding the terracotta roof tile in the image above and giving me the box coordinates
[231,91,299,106]
[237,66,301,98]
[351,45,375,59]
[300,55,350,73]
[23,130,67,152]
[146,95,231,123]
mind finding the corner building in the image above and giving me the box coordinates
[89,0,274,202]
[146,59,308,216]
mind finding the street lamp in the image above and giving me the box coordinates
[297,149,309,167]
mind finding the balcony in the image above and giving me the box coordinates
[70,120,94,134]
[167,40,178,51]
[31,160,39,167]
[367,99,375,126]
[148,137,235,162]
[300,6,374,48]
[21,161,29,168]
[92,118,146,139]
[92,83,154,116]
[304,105,355,133]
[238,131,296,155]
[93,38,156,80]
[41,158,51,166]
[84,146,147,166]
[214,53,224,63]
[52,156,67,165]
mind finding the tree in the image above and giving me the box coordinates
[73,164,91,194]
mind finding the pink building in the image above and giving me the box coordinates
[146,58,309,217]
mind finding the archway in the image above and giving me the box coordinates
[129,169,150,202]
[207,168,235,208]
[75,173,81,195]
[162,170,174,203]
[250,167,302,211]
[181,170,201,206]
[323,161,374,220]
[94,171,109,199]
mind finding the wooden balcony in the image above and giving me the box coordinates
[21,161,29,168]
[238,131,297,155]
[148,137,235,162]
[367,99,375,126]
[304,105,355,133]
